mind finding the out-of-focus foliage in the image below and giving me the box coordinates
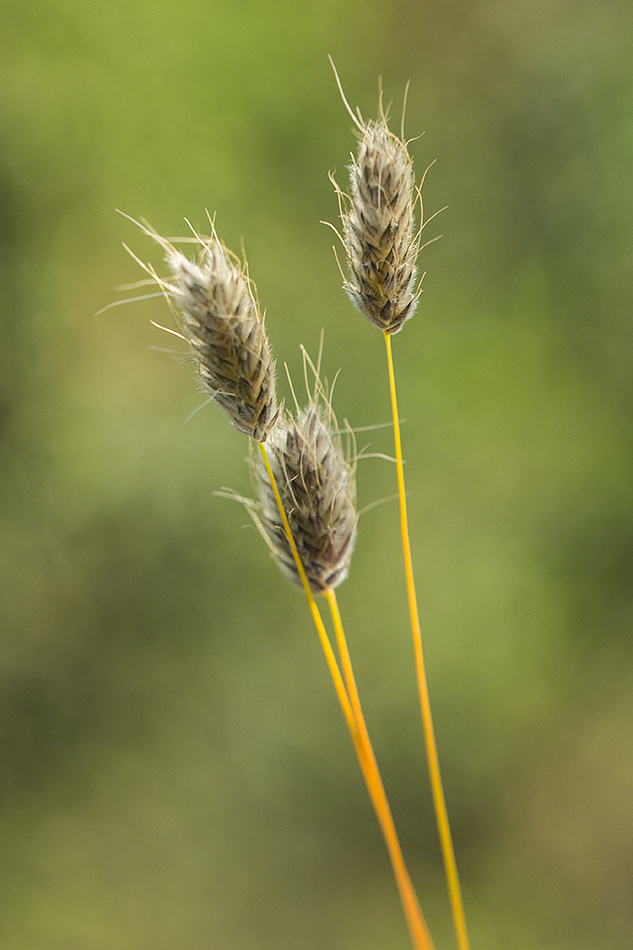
[1,1,633,948]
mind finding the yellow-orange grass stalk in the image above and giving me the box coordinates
[385,331,469,950]
[329,59,470,950]
[259,441,435,950]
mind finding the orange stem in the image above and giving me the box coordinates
[383,331,470,950]
[325,587,435,950]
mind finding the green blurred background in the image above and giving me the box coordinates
[2,1,633,948]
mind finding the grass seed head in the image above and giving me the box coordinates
[121,215,278,443]
[166,241,278,442]
[256,402,357,595]
[329,64,422,336]
[342,118,418,334]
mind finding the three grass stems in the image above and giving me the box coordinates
[119,61,474,950]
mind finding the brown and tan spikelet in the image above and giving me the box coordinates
[254,402,357,595]
[330,66,421,335]
[122,216,278,443]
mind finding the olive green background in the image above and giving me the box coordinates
[2,1,633,948]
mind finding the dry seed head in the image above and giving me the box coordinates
[255,403,357,595]
[166,242,278,442]
[123,216,278,443]
[342,119,418,334]
[331,73,421,334]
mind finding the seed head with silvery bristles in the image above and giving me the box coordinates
[121,216,278,443]
[166,241,278,443]
[254,403,357,595]
[330,66,421,335]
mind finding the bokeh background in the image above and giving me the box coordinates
[2,1,633,948]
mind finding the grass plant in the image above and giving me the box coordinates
[115,62,471,950]
[329,59,469,950]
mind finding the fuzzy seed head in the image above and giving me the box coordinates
[338,118,419,334]
[164,242,278,442]
[255,405,357,594]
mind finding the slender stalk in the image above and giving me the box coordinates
[383,331,470,950]
[258,442,357,740]
[325,587,435,950]
[259,441,435,950]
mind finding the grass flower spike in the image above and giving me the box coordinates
[122,216,278,443]
[255,402,357,595]
[169,242,278,442]
[330,65,420,334]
